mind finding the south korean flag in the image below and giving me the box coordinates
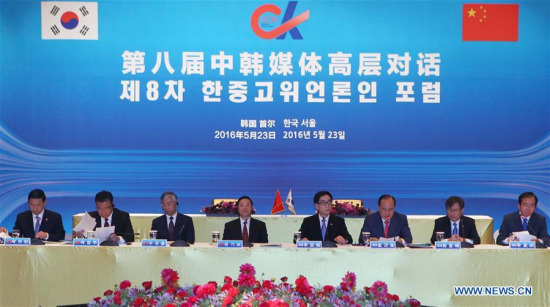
[41,2,98,40]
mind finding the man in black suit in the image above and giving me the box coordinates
[150,192,195,243]
[0,189,65,241]
[430,196,480,244]
[89,190,134,243]
[358,194,412,245]
[299,191,353,245]
[497,192,549,246]
[222,196,268,243]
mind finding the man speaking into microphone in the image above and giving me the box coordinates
[430,196,480,245]
[151,191,195,243]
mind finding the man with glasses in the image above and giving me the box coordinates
[358,194,412,245]
[298,191,353,245]
[496,191,549,246]
[429,196,480,244]
[151,191,195,243]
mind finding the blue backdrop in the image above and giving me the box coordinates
[1,0,549,236]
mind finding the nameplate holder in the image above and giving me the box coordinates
[434,241,461,250]
[217,240,243,248]
[509,241,536,249]
[141,239,168,247]
[73,238,100,246]
[370,241,396,249]
[4,238,31,246]
[296,241,322,249]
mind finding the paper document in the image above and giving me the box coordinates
[94,226,116,242]
[73,211,97,232]
[0,232,10,239]
[513,231,537,242]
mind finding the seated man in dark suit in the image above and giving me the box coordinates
[358,194,412,245]
[222,196,268,243]
[89,190,134,243]
[0,189,65,241]
[497,191,549,246]
[299,191,353,245]
[430,196,480,244]
[151,191,195,243]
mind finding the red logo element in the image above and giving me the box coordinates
[251,2,309,39]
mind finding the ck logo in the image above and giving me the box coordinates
[251,1,309,39]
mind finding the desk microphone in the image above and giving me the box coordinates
[527,223,547,248]
[459,219,473,248]
[171,224,189,247]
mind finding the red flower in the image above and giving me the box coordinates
[113,296,122,305]
[93,297,101,302]
[166,287,177,295]
[221,283,233,292]
[392,294,400,301]
[114,290,121,297]
[153,286,163,293]
[161,268,179,287]
[252,287,262,295]
[370,280,388,299]
[323,285,334,293]
[262,280,274,290]
[187,296,199,304]
[142,281,152,290]
[177,290,188,298]
[196,282,217,298]
[224,276,232,284]
[120,280,132,290]
[165,304,176,307]
[132,297,144,306]
[280,277,288,282]
[222,295,233,307]
[228,287,239,297]
[406,298,421,307]
[340,271,357,291]
[103,289,113,296]
[233,280,239,288]
[295,276,313,296]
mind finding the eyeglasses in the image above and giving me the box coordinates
[318,200,332,206]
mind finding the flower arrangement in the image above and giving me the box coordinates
[89,263,421,306]
[201,200,256,215]
[331,200,371,216]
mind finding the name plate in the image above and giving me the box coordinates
[217,240,243,248]
[296,241,322,249]
[509,241,536,249]
[4,238,31,246]
[141,239,168,247]
[73,238,100,246]
[370,241,396,249]
[434,241,461,249]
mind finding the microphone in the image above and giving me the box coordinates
[459,218,473,248]
[527,223,547,248]
[171,222,189,247]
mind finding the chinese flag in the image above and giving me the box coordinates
[462,4,518,41]
[271,189,285,214]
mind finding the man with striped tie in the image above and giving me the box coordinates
[430,196,480,245]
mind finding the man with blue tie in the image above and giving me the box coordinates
[429,196,480,244]
[358,194,412,245]
[298,191,352,245]
[496,192,549,246]
[151,192,195,243]
[0,189,65,241]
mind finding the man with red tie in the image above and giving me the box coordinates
[150,191,195,243]
[222,196,268,243]
[496,192,549,246]
[0,189,65,241]
[358,194,412,245]
[89,190,134,243]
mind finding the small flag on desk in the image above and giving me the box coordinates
[41,1,98,40]
[271,189,285,214]
[285,189,296,215]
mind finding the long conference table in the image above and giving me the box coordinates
[73,213,496,244]
[1,243,549,306]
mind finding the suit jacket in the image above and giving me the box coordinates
[497,211,550,246]
[299,214,353,244]
[430,215,481,244]
[359,211,413,244]
[90,208,135,242]
[151,213,195,243]
[14,209,66,241]
[222,217,268,243]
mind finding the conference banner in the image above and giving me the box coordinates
[1,0,548,231]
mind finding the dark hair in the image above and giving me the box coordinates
[445,196,464,210]
[518,192,538,206]
[378,194,396,206]
[313,191,333,204]
[160,191,178,204]
[95,190,114,205]
[237,196,253,207]
[28,189,46,202]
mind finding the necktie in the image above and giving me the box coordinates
[104,218,109,227]
[384,219,389,238]
[452,222,458,235]
[522,217,528,231]
[34,216,41,234]
[321,218,327,241]
[242,220,249,242]
[168,216,175,241]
